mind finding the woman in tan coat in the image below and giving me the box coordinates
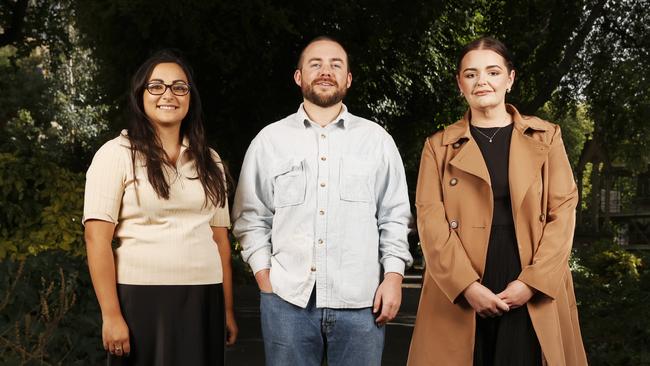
[407,37,587,366]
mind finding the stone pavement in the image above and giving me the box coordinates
[225,284,422,366]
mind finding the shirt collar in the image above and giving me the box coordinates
[296,103,350,129]
[180,135,190,148]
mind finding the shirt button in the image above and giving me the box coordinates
[321,156,327,161]
[450,178,458,186]
[539,214,545,222]
[321,134,326,139]
[452,142,461,149]
[319,210,325,215]
[318,239,324,244]
[311,266,316,272]
[320,182,326,187]
[449,220,458,229]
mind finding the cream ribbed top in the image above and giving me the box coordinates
[83,131,230,285]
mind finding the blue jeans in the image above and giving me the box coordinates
[260,289,385,366]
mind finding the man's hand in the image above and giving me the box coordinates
[255,269,273,293]
[497,280,535,309]
[373,273,403,325]
[463,282,510,318]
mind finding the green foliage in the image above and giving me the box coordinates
[0,46,51,130]
[0,0,74,58]
[45,46,111,160]
[0,251,103,365]
[0,5,110,171]
[577,0,650,173]
[573,240,650,365]
[537,101,594,168]
[575,240,642,284]
[0,150,85,260]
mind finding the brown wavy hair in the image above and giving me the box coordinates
[127,49,229,207]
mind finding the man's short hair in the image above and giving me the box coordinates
[296,35,351,71]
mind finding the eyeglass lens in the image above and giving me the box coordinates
[146,82,190,96]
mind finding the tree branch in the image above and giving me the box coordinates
[521,0,608,114]
[604,21,650,59]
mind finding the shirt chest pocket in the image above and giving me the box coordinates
[273,159,307,208]
[339,158,372,203]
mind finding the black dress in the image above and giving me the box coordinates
[470,124,542,366]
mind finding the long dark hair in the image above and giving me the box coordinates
[127,49,229,208]
[456,36,515,74]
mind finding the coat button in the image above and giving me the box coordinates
[449,220,458,229]
[450,178,458,186]
[539,214,545,222]
[452,142,461,149]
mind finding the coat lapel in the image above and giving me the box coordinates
[445,114,491,186]
[444,106,551,222]
[508,105,550,222]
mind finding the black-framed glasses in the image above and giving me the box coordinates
[145,82,191,96]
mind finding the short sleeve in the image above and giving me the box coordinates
[82,140,128,225]
[210,199,231,227]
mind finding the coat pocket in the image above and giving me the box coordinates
[273,159,307,208]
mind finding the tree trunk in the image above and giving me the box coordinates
[590,161,602,232]
[603,163,612,233]
[575,134,602,228]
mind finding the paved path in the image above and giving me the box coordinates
[226,285,421,365]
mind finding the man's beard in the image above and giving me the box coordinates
[302,78,347,108]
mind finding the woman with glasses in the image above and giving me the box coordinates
[83,49,237,365]
[407,37,587,365]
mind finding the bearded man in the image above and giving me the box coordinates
[232,36,413,366]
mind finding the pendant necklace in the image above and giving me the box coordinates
[472,123,506,143]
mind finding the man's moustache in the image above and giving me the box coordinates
[312,78,338,86]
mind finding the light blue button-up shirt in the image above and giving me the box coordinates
[232,104,413,308]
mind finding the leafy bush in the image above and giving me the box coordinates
[573,239,650,365]
[0,152,85,260]
[0,251,103,365]
[0,148,101,364]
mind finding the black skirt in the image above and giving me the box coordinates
[473,225,542,366]
[108,283,225,366]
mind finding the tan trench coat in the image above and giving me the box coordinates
[407,105,587,366]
